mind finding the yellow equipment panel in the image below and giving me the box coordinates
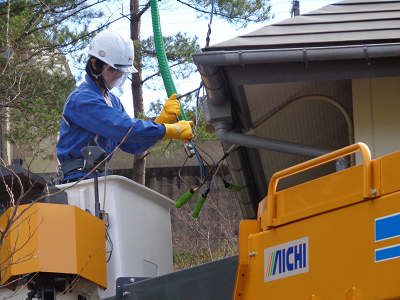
[0,203,107,289]
[234,143,400,299]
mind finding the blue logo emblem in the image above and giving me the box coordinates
[375,212,400,262]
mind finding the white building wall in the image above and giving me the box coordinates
[353,77,400,164]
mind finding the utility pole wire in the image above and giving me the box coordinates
[291,0,300,17]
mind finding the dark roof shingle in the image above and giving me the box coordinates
[206,0,400,50]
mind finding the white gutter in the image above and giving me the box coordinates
[193,42,400,67]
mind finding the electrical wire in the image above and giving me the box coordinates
[197,146,213,184]
[186,141,224,192]
[178,156,192,189]
[194,82,204,139]
[193,144,238,191]
[193,142,216,167]
[189,140,207,191]
[102,160,108,210]
[210,160,224,187]
[205,0,215,47]
[105,227,113,263]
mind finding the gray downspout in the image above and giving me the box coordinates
[196,65,229,106]
[224,145,259,219]
[215,121,348,219]
[198,65,264,219]
[215,121,330,158]
[199,64,335,219]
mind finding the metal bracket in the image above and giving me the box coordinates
[116,277,149,300]
[184,143,195,158]
[303,48,308,66]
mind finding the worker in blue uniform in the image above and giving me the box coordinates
[56,29,193,183]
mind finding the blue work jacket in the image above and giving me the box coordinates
[56,75,166,180]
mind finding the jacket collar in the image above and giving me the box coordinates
[84,74,108,96]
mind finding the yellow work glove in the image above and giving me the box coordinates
[163,120,194,143]
[155,93,181,124]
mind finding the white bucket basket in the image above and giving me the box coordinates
[58,175,175,298]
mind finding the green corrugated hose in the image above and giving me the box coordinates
[150,0,187,121]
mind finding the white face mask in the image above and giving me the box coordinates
[102,65,130,89]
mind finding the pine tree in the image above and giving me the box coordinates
[0,0,115,160]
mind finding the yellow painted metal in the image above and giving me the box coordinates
[346,287,363,300]
[235,144,400,300]
[233,220,260,299]
[237,192,400,299]
[262,156,382,229]
[262,142,373,230]
[381,150,400,195]
[0,203,107,288]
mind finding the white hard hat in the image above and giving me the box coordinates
[87,29,138,73]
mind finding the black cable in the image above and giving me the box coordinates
[205,0,215,47]
[178,156,192,189]
[105,227,113,263]
[195,151,231,191]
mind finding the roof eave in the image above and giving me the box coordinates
[193,42,400,68]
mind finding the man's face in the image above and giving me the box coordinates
[102,65,124,89]
[91,58,127,89]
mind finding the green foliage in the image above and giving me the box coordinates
[173,240,237,270]
[171,0,273,29]
[0,0,110,157]
[141,32,201,90]
[2,64,75,153]
[216,0,273,27]
[152,139,182,157]
[0,0,103,57]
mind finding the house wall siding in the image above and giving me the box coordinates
[353,76,400,162]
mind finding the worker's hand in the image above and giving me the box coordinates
[155,94,181,124]
[163,120,194,143]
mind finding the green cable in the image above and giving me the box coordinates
[150,0,187,121]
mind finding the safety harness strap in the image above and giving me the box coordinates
[60,158,89,177]
[60,157,113,179]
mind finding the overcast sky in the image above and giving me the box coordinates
[77,0,341,116]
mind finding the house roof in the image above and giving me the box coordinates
[206,0,400,51]
[192,0,400,220]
